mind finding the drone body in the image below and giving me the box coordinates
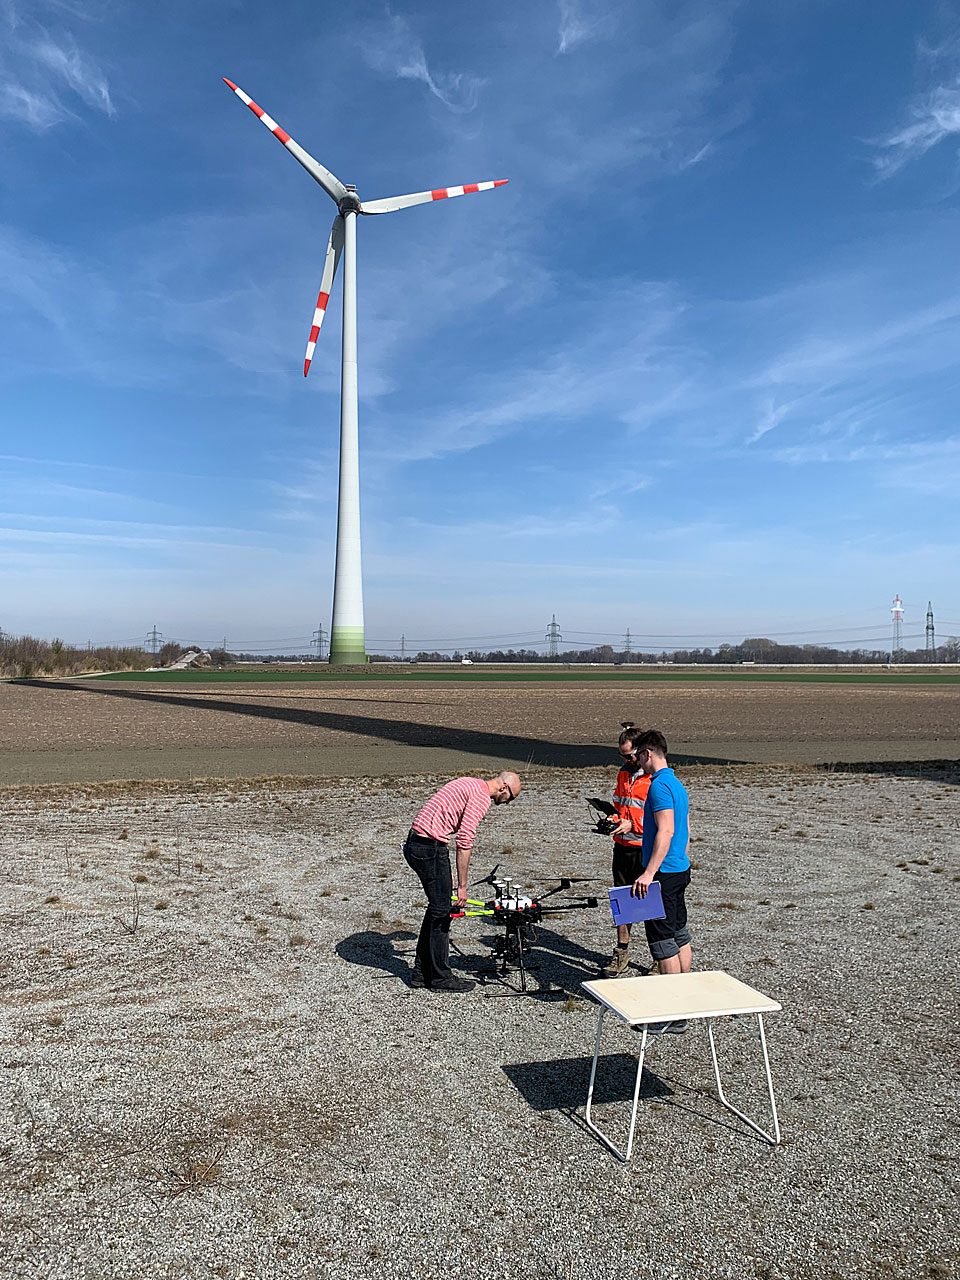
[452,870,600,993]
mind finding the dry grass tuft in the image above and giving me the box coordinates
[157,1141,227,1200]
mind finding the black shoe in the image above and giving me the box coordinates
[430,976,476,993]
[647,1018,691,1039]
[408,969,426,989]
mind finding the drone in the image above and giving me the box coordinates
[586,797,619,836]
[452,866,599,993]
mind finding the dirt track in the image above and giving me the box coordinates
[3,677,960,785]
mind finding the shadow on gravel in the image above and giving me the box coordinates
[505,1055,774,1147]
[503,1055,673,1111]
[11,680,743,769]
[335,929,416,980]
[815,759,960,785]
[515,925,609,991]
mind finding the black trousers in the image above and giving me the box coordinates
[403,833,453,983]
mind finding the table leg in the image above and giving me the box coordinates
[624,1026,648,1163]
[707,1014,781,1145]
[583,1009,649,1162]
[584,1007,605,1127]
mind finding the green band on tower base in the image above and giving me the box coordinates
[329,626,367,666]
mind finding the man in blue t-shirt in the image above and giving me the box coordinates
[631,730,693,996]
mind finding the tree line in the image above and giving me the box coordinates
[3,633,957,678]
[374,637,960,664]
[0,634,207,678]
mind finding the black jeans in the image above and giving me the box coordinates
[403,833,453,983]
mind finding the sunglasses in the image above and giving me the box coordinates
[500,781,518,801]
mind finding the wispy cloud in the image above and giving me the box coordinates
[873,84,960,178]
[873,27,960,178]
[557,0,613,55]
[0,81,66,128]
[361,14,484,113]
[32,34,113,115]
[0,216,309,388]
[747,398,792,444]
[0,15,113,130]
[505,3,744,198]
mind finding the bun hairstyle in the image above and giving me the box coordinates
[618,721,641,748]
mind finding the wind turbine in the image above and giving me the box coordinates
[223,79,509,666]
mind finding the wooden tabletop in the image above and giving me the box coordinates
[582,970,781,1024]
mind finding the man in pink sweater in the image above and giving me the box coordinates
[404,772,522,992]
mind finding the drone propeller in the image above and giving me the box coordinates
[588,797,617,816]
[542,897,600,914]
[537,880,574,902]
[528,873,602,883]
[470,863,501,888]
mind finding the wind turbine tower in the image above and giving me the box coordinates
[926,601,935,658]
[891,594,904,662]
[223,80,508,665]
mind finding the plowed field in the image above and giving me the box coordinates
[4,675,959,784]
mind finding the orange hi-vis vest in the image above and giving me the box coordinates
[612,767,651,848]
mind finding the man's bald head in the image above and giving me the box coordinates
[489,771,522,804]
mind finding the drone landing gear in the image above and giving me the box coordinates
[485,919,541,994]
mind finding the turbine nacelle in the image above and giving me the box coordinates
[338,187,362,217]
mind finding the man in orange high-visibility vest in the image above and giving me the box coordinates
[600,722,651,977]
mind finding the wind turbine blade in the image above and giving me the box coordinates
[361,180,508,215]
[303,215,344,377]
[223,79,347,204]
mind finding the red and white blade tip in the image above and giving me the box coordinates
[432,180,508,199]
[222,77,291,145]
[303,289,332,378]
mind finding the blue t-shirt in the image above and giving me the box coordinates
[641,767,690,874]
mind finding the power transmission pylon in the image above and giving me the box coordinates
[312,625,327,659]
[623,629,633,663]
[145,625,163,657]
[545,614,562,659]
[926,601,935,660]
[400,633,406,662]
[891,595,904,663]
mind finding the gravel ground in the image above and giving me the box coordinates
[1,765,958,1280]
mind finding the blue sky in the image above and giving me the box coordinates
[2,0,960,654]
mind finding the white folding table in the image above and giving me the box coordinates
[581,970,782,1161]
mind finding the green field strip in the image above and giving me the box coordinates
[85,668,960,686]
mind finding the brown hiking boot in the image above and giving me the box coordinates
[601,947,631,978]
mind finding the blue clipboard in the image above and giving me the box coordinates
[608,882,666,925]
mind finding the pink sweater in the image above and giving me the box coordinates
[412,777,492,855]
